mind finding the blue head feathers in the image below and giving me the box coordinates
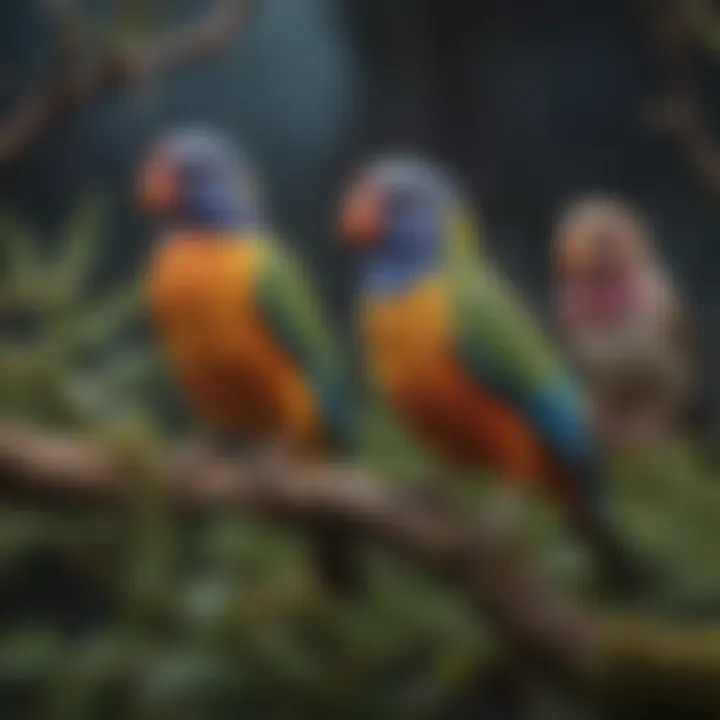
[139,126,262,232]
[340,155,458,294]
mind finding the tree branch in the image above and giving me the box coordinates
[4,423,720,715]
[0,423,599,686]
[636,0,720,196]
[0,0,256,165]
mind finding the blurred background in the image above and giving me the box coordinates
[3,0,720,717]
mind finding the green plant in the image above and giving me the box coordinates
[1,204,720,717]
[0,200,157,432]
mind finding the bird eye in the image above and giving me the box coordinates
[387,188,419,213]
[184,160,209,177]
[182,159,220,188]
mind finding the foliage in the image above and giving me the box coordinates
[0,200,155,433]
[0,205,719,718]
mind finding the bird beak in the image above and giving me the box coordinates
[339,183,384,248]
[138,152,178,216]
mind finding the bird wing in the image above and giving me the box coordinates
[255,242,355,450]
[451,260,601,485]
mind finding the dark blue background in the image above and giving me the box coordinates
[2,0,719,398]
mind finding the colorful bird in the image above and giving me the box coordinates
[339,156,639,592]
[139,127,359,593]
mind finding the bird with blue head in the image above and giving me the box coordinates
[139,126,262,232]
[340,155,472,295]
[340,154,643,596]
[140,126,361,595]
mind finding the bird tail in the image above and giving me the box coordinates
[566,477,657,599]
[310,524,363,597]
[572,505,646,598]
[553,460,653,599]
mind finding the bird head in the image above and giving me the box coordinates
[137,126,261,232]
[553,198,653,328]
[339,156,462,292]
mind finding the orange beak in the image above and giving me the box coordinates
[137,152,178,216]
[339,182,384,248]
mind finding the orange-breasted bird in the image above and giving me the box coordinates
[139,127,360,594]
[339,156,642,593]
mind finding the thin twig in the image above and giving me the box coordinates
[0,0,256,165]
[637,0,720,195]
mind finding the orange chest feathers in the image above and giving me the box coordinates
[359,278,549,482]
[359,278,453,398]
[147,238,318,442]
[359,279,475,456]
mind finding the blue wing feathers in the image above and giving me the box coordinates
[527,382,605,505]
[309,370,357,451]
[527,382,593,466]
[459,341,604,502]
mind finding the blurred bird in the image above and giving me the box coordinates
[340,156,640,593]
[139,127,360,594]
[552,197,698,454]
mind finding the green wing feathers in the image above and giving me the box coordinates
[445,201,561,388]
[256,242,356,450]
[451,259,563,393]
[448,253,604,490]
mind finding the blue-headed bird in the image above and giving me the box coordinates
[138,127,360,594]
[339,156,641,592]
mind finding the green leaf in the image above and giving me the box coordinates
[0,629,62,679]
[55,196,107,303]
[109,0,167,49]
[0,208,43,301]
[74,285,144,351]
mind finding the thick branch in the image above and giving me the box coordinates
[0,0,255,165]
[0,423,598,686]
[4,424,720,715]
